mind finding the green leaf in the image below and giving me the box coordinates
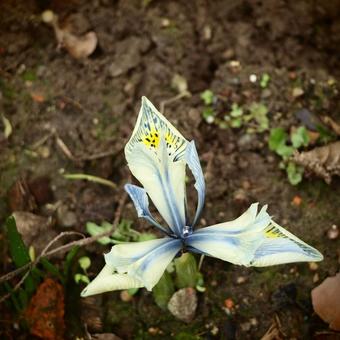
[286,162,304,185]
[6,216,31,267]
[269,127,288,151]
[5,216,38,296]
[291,126,310,148]
[63,246,79,277]
[260,73,270,88]
[249,102,269,132]
[230,103,243,117]
[196,272,206,293]
[202,107,214,119]
[78,256,91,272]
[127,287,139,296]
[200,90,214,105]
[74,273,90,284]
[152,271,175,309]
[230,117,242,128]
[137,232,157,242]
[86,222,113,245]
[276,144,294,158]
[40,258,65,284]
[174,253,199,289]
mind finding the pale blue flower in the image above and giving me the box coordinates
[81,97,323,297]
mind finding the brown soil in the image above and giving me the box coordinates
[1,0,340,339]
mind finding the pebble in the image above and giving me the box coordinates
[292,87,304,98]
[120,290,133,302]
[309,262,319,271]
[168,288,197,323]
[236,276,247,284]
[313,273,320,283]
[327,225,339,240]
[57,204,77,227]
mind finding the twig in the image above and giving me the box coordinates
[55,135,77,161]
[198,254,205,271]
[160,92,190,114]
[0,231,85,304]
[0,192,127,302]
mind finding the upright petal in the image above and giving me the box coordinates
[80,264,143,297]
[125,97,188,235]
[185,204,323,266]
[124,183,170,235]
[185,141,205,228]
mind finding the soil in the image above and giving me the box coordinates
[1,0,340,339]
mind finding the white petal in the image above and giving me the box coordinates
[249,221,323,266]
[185,141,205,228]
[127,238,182,291]
[80,264,143,297]
[104,237,174,271]
[186,205,323,266]
[124,183,170,235]
[125,97,187,235]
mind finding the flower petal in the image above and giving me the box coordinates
[185,141,205,228]
[127,238,182,291]
[124,183,170,235]
[80,264,143,297]
[186,204,323,266]
[249,221,323,266]
[125,97,188,235]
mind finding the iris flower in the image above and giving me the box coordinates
[81,97,323,297]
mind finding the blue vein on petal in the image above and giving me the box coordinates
[185,141,205,228]
[130,238,182,276]
[135,139,185,236]
[124,184,170,235]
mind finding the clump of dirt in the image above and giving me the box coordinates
[0,0,339,339]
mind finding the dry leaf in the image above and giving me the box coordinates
[42,10,97,59]
[25,278,65,340]
[321,116,340,136]
[31,92,45,103]
[12,212,57,255]
[311,273,340,331]
[293,141,340,184]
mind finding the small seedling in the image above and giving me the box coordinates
[260,73,270,88]
[269,126,310,185]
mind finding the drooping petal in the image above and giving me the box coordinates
[104,237,174,270]
[125,97,188,235]
[127,238,182,291]
[185,141,205,228]
[124,183,170,235]
[80,264,143,297]
[186,204,323,266]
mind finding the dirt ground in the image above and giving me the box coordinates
[1,0,340,339]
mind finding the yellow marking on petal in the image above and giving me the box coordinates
[142,128,160,149]
[265,224,287,239]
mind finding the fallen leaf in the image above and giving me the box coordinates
[25,278,65,340]
[311,273,340,331]
[42,10,97,59]
[12,211,57,255]
[168,288,197,323]
[8,177,37,212]
[321,116,340,136]
[30,92,45,103]
[293,141,340,184]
